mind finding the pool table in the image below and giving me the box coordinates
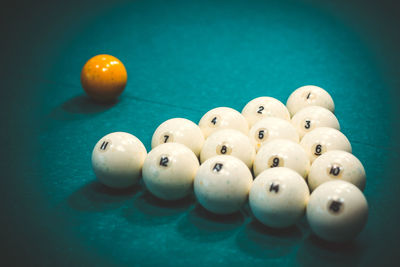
[1,0,400,266]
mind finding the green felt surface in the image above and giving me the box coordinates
[1,0,400,266]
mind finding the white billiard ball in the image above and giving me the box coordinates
[151,118,205,157]
[286,85,335,116]
[194,155,253,214]
[249,167,310,228]
[198,107,249,138]
[200,129,255,169]
[300,127,352,163]
[92,132,147,188]
[291,106,340,139]
[253,139,310,178]
[142,143,199,200]
[241,97,290,127]
[249,117,299,152]
[306,180,368,242]
[308,150,366,191]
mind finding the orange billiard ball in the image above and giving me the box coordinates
[81,54,128,102]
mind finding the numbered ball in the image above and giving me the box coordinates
[306,180,368,242]
[81,54,127,102]
[291,106,340,139]
[253,139,310,178]
[308,150,366,191]
[151,118,205,157]
[300,127,352,163]
[241,97,290,127]
[198,107,249,138]
[249,167,310,228]
[194,155,253,214]
[249,117,299,151]
[286,85,334,116]
[142,143,199,200]
[200,129,255,169]
[92,132,147,188]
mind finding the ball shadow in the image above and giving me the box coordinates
[50,94,117,120]
[176,204,245,243]
[236,219,303,259]
[68,180,141,212]
[297,233,365,266]
[123,191,196,226]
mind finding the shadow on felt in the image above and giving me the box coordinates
[296,233,365,266]
[50,94,117,120]
[236,219,303,259]
[176,204,245,243]
[123,191,196,226]
[68,180,141,212]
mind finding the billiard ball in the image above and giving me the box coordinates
[151,118,205,157]
[142,143,199,200]
[81,54,127,102]
[249,167,310,228]
[92,132,147,188]
[306,180,368,242]
[308,150,366,191]
[286,85,335,116]
[200,129,255,169]
[241,97,290,126]
[253,139,310,178]
[194,155,253,214]
[291,106,340,139]
[198,107,249,138]
[248,117,299,152]
[300,127,352,163]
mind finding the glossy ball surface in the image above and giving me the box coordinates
[81,54,127,102]
[300,127,352,163]
[200,129,255,169]
[291,106,340,139]
[306,180,368,242]
[286,85,334,116]
[151,118,205,157]
[249,167,310,228]
[242,97,290,127]
[198,107,249,138]
[308,150,366,191]
[92,132,147,188]
[194,155,253,214]
[142,143,199,200]
[249,117,299,152]
[253,139,310,178]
